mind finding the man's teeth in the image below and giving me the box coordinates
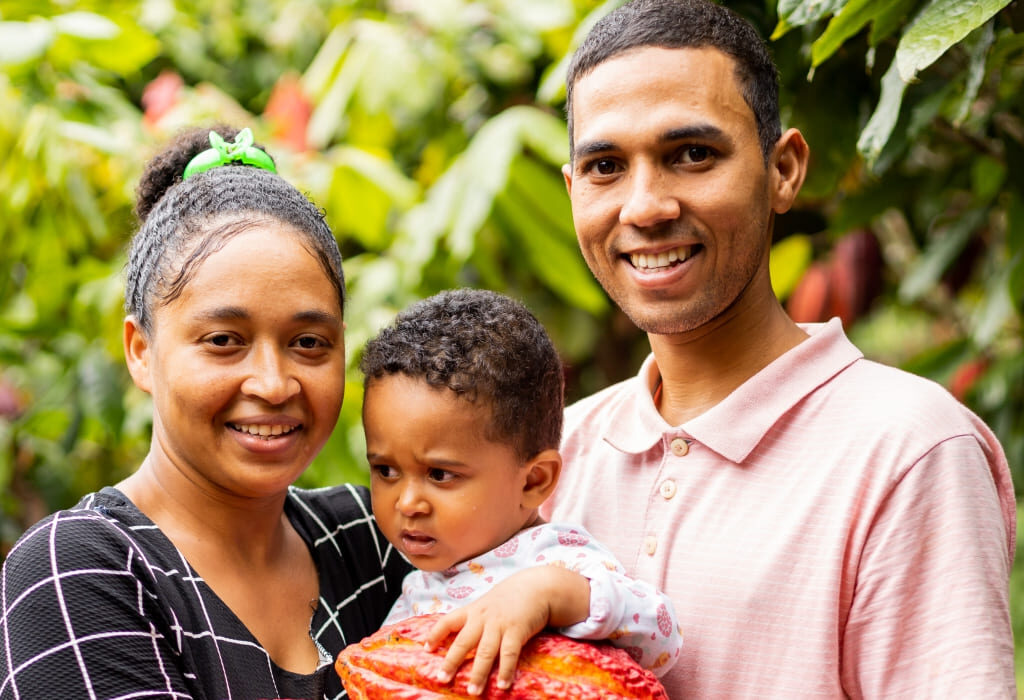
[630,245,692,270]
[233,424,297,438]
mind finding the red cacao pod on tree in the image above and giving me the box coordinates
[828,229,883,327]
[336,614,669,699]
[786,261,833,323]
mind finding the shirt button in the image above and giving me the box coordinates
[670,438,689,456]
[659,479,677,500]
[644,535,658,556]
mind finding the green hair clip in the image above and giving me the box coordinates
[182,128,277,180]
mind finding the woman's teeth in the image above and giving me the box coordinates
[630,245,693,270]
[231,423,297,438]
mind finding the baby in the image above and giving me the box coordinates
[359,288,681,694]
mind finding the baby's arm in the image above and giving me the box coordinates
[424,565,590,695]
[554,528,682,675]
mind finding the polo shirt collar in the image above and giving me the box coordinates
[604,319,863,463]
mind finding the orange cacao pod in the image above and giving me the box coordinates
[336,614,669,699]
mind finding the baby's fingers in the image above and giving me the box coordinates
[492,628,528,691]
[463,626,503,696]
[436,619,483,685]
[425,609,467,653]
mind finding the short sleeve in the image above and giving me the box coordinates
[0,510,194,700]
[841,435,1015,697]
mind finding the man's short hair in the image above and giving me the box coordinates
[566,0,782,162]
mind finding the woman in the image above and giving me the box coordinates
[0,126,412,699]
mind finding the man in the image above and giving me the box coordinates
[540,0,1016,697]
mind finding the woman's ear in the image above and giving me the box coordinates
[770,127,809,215]
[521,448,562,509]
[123,316,154,395]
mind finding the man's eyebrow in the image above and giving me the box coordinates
[293,309,342,325]
[662,124,729,144]
[573,140,618,159]
[573,124,732,161]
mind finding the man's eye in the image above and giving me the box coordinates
[681,146,712,163]
[594,159,617,175]
[296,335,325,350]
[206,333,235,347]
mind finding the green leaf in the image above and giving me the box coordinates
[970,155,1006,205]
[973,264,1014,346]
[857,58,907,166]
[895,0,1010,81]
[950,21,995,126]
[898,208,986,303]
[537,0,626,104]
[867,0,918,46]
[770,234,813,301]
[0,20,54,65]
[811,0,883,67]
[51,12,119,40]
[773,0,846,39]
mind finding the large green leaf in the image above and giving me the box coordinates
[773,0,846,39]
[856,58,907,166]
[895,0,1010,80]
[811,0,882,66]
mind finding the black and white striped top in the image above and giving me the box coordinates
[1,483,411,700]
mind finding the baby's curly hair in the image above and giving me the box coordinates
[360,289,564,460]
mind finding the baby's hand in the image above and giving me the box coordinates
[423,566,590,695]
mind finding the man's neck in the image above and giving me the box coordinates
[648,301,807,426]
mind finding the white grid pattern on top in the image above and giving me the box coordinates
[1,484,410,700]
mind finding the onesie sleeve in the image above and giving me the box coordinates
[0,510,194,700]
[536,524,682,676]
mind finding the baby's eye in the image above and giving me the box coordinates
[371,464,396,479]
[427,468,457,484]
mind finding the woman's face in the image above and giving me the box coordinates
[124,222,345,501]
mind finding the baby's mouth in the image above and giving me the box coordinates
[628,244,701,271]
[228,423,300,440]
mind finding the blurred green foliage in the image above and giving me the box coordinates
[1,6,1022,671]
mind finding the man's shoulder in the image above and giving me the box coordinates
[565,373,639,422]
[835,356,981,427]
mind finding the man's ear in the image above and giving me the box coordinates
[770,127,809,215]
[123,316,154,395]
[521,448,562,509]
[562,163,573,196]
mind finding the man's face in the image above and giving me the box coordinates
[564,46,780,336]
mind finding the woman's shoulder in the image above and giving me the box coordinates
[285,483,383,550]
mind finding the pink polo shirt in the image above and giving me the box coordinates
[541,319,1015,698]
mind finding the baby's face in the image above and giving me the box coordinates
[364,375,533,572]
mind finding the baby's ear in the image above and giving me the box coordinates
[521,449,562,509]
